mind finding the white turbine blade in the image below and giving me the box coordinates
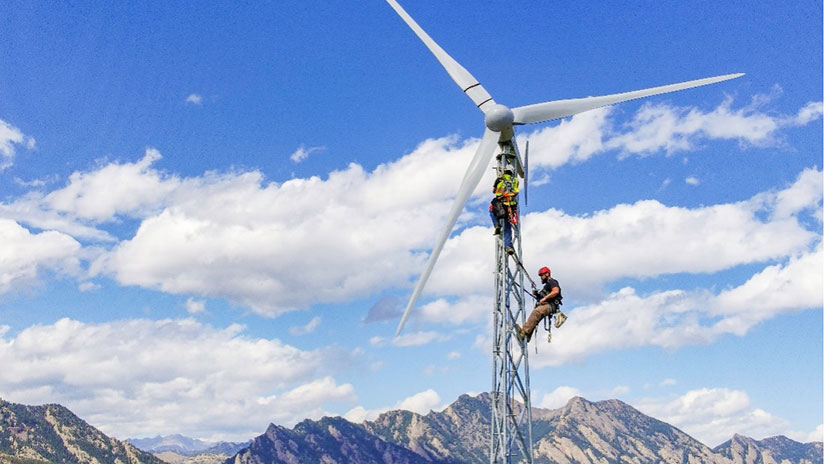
[512,73,744,125]
[385,0,496,112]
[396,129,499,337]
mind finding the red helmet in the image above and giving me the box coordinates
[538,267,550,276]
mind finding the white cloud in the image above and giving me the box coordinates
[419,294,490,325]
[0,96,818,322]
[801,424,823,443]
[392,331,450,347]
[660,378,677,387]
[396,389,441,415]
[0,219,81,295]
[14,175,57,188]
[0,318,354,441]
[185,298,206,315]
[784,423,824,443]
[289,145,325,163]
[45,148,179,222]
[521,98,822,174]
[711,242,823,334]
[185,94,203,105]
[95,136,491,315]
[1,148,179,242]
[685,176,700,186]
[788,101,823,126]
[608,385,630,397]
[767,166,823,219]
[428,167,821,301]
[634,388,794,447]
[0,117,35,170]
[528,242,821,367]
[342,406,376,423]
[539,386,583,409]
[343,388,442,423]
[289,316,321,336]
[518,107,610,169]
[447,351,461,360]
[604,97,822,156]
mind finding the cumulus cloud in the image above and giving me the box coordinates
[95,136,495,316]
[185,94,203,105]
[521,98,822,173]
[419,294,491,325]
[528,243,821,367]
[0,117,35,170]
[604,96,822,156]
[396,389,441,414]
[185,298,206,315]
[0,219,81,295]
[289,316,321,335]
[45,148,179,222]
[539,386,583,409]
[634,388,794,447]
[685,176,700,186]
[0,95,819,320]
[1,148,179,242]
[289,145,325,163]
[423,167,821,306]
[800,424,823,443]
[0,318,354,441]
[342,389,442,423]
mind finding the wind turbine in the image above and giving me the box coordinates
[384,1,742,462]
[389,0,742,337]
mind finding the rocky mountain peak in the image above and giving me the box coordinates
[1,397,163,464]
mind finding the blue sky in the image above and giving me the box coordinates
[0,0,822,447]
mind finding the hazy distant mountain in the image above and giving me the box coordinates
[0,398,163,464]
[128,434,212,454]
[228,394,823,464]
[714,434,824,464]
[127,434,250,456]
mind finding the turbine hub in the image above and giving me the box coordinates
[484,104,515,132]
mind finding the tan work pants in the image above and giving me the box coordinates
[524,303,555,336]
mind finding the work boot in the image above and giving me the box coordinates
[493,225,501,236]
[505,246,515,255]
[554,311,567,328]
[515,325,525,342]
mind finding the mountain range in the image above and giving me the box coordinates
[228,394,822,464]
[2,394,821,464]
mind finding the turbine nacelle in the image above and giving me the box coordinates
[484,104,515,132]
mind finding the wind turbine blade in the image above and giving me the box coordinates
[512,73,744,125]
[385,0,496,112]
[396,129,500,337]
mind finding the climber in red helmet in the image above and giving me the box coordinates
[517,266,567,343]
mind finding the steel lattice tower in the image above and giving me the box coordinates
[490,144,533,464]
